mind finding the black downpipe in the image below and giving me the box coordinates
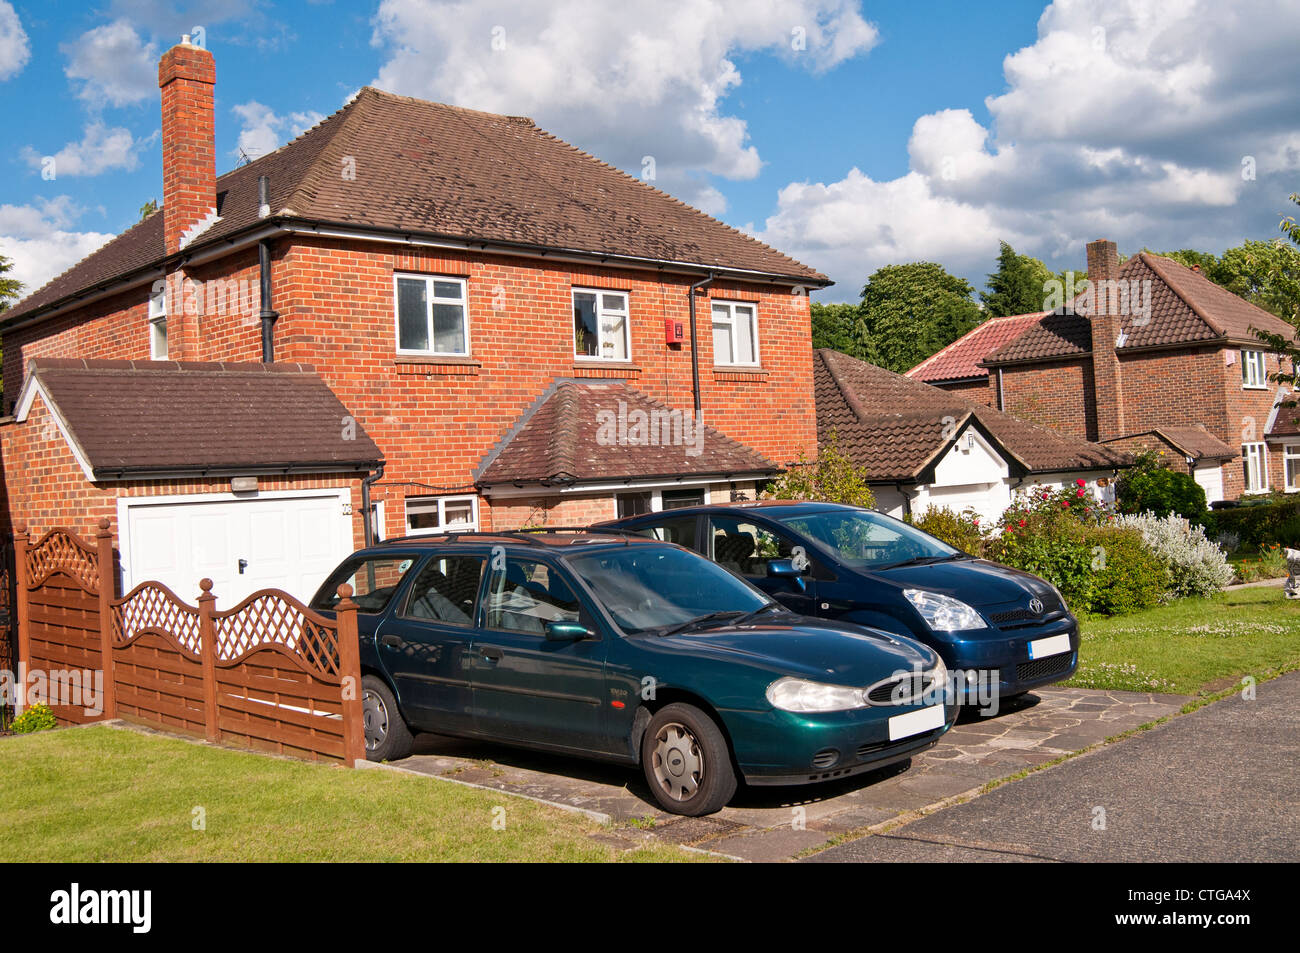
[688,273,716,414]
[257,176,278,362]
[361,463,386,548]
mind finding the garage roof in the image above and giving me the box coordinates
[15,359,383,480]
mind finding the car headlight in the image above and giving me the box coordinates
[928,656,949,693]
[903,589,987,631]
[766,677,866,713]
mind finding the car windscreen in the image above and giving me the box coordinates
[773,509,960,569]
[566,546,769,636]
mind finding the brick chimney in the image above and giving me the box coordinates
[158,37,216,255]
[1086,239,1126,442]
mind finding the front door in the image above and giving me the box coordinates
[470,556,609,752]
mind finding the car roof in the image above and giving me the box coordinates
[366,528,665,556]
[603,499,858,522]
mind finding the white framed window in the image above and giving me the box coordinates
[573,288,630,361]
[1242,349,1267,388]
[1243,442,1268,493]
[711,300,759,366]
[149,287,168,359]
[1285,445,1300,492]
[404,494,479,535]
[395,274,469,355]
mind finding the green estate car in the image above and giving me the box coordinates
[311,530,958,816]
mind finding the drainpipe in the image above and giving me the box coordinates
[688,273,716,414]
[257,176,278,362]
[361,463,386,548]
[996,367,1005,411]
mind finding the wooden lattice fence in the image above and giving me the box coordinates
[12,519,364,766]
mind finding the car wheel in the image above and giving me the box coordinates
[641,703,737,816]
[362,674,413,762]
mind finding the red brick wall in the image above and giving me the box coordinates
[2,236,816,541]
[932,378,995,406]
[999,359,1096,440]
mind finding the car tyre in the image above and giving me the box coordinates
[362,674,413,762]
[641,703,737,816]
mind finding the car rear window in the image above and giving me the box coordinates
[311,555,419,614]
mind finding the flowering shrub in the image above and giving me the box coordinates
[1233,543,1289,583]
[9,703,57,734]
[908,506,984,554]
[1114,512,1234,598]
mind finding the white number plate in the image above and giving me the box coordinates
[888,704,945,741]
[1028,633,1071,660]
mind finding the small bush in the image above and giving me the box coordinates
[908,506,984,554]
[1115,512,1234,598]
[9,703,58,734]
[1115,450,1208,522]
[1085,526,1168,615]
[1233,543,1289,583]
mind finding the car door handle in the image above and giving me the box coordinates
[380,634,402,649]
[481,646,504,662]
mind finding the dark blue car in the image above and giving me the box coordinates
[600,501,1079,709]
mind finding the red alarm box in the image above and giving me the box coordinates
[665,319,686,344]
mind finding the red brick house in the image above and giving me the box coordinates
[909,240,1297,503]
[0,39,826,605]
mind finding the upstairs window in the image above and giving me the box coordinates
[573,289,630,361]
[1242,349,1267,388]
[395,274,468,356]
[711,301,759,366]
[149,287,168,359]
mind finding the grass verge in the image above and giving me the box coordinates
[0,725,703,863]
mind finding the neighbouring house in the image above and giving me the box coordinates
[0,38,827,605]
[815,349,1130,524]
[908,240,1298,504]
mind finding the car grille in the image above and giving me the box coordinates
[1016,652,1073,683]
[865,674,935,705]
[811,748,840,769]
[856,726,944,760]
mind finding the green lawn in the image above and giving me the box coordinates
[0,726,701,862]
[1065,585,1300,695]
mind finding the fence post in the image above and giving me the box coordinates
[198,578,219,743]
[335,583,364,767]
[95,518,117,720]
[12,524,29,716]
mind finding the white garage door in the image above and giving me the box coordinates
[1194,465,1225,505]
[118,490,355,609]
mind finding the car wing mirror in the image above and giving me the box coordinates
[545,620,592,642]
[767,558,808,591]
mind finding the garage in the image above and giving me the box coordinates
[5,359,384,607]
[117,490,356,607]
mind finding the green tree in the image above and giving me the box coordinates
[1246,193,1300,374]
[762,433,875,509]
[0,250,21,314]
[139,199,159,221]
[810,301,868,360]
[981,241,1055,317]
[858,262,982,372]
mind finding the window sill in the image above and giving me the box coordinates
[571,361,641,378]
[712,366,768,381]
[394,355,481,376]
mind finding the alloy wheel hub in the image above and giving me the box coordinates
[652,723,704,801]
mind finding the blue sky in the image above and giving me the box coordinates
[3,0,1299,303]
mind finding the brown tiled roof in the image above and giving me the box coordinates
[1102,425,1237,461]
[1266,397,1300,438]
[815,349,1130,481]
[475,381,776,486]
[907,312,1046,383]
[20,359,382,478]
[5,87,825,324]
[985,252,1296,366]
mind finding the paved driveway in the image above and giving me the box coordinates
[393,685,1189,861]
[810,671,1299,863]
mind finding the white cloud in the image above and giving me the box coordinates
[0,199,114,297]
[0,1,29,80]
[21,123,148,177]
[63,20,158,108]
[369,0,878,199]
[759,0,1300,300]
[231,101,326,160]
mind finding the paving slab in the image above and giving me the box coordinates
[387,684,1190,859]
